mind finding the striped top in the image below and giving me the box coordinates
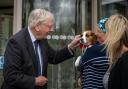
[79,42,109,89]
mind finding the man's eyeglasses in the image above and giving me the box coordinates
[43,24,54,30]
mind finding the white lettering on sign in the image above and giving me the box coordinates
[47,35,74,40]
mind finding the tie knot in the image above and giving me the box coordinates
[34,40,39,47]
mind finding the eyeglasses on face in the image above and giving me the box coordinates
[43,24,54,30]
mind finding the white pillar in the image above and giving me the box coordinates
[92,0,98,31]
[13,0,22,34]
[81,0,86,31]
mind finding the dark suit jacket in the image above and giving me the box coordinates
[1,27,74,89]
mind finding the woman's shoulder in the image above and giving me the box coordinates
[119,51,128,61]
[118,51,128,66]
[113,51,128,73]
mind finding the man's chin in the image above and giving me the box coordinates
[37,36,47,40]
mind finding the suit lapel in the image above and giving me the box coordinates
[24,28,48,76]
[24,28,37,75]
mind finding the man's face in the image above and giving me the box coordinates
[36,17,54,39]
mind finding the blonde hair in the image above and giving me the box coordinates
[28,9,54,29]
[105,14,128,67]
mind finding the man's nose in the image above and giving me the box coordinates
[50,27,54,32]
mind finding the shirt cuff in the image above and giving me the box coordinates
[68,46,74,55]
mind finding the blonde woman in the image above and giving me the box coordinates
[104,14,128,89]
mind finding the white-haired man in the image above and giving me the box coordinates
[1,9,81,89]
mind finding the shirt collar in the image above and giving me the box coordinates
[28,26,36,43]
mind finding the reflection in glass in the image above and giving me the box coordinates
[0,15,13,87]
[79,0,92,31]
[99,0,128,18]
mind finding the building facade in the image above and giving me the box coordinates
[0,0,128,88]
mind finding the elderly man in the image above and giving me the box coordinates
[1,9,81,89]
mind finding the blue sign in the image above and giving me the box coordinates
[0,56,4,69]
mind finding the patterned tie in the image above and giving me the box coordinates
[34,40,41,76]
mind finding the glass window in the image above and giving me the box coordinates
[0,0,13,87]
[99,0,128,18]
[78,0,92,31]
[0,15,13,88]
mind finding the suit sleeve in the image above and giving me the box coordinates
[3,39,35,89]
[45,41,74,64]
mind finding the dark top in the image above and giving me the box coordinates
[1,27,74,89]
[108,51,128,89]
[80,42,109,89]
